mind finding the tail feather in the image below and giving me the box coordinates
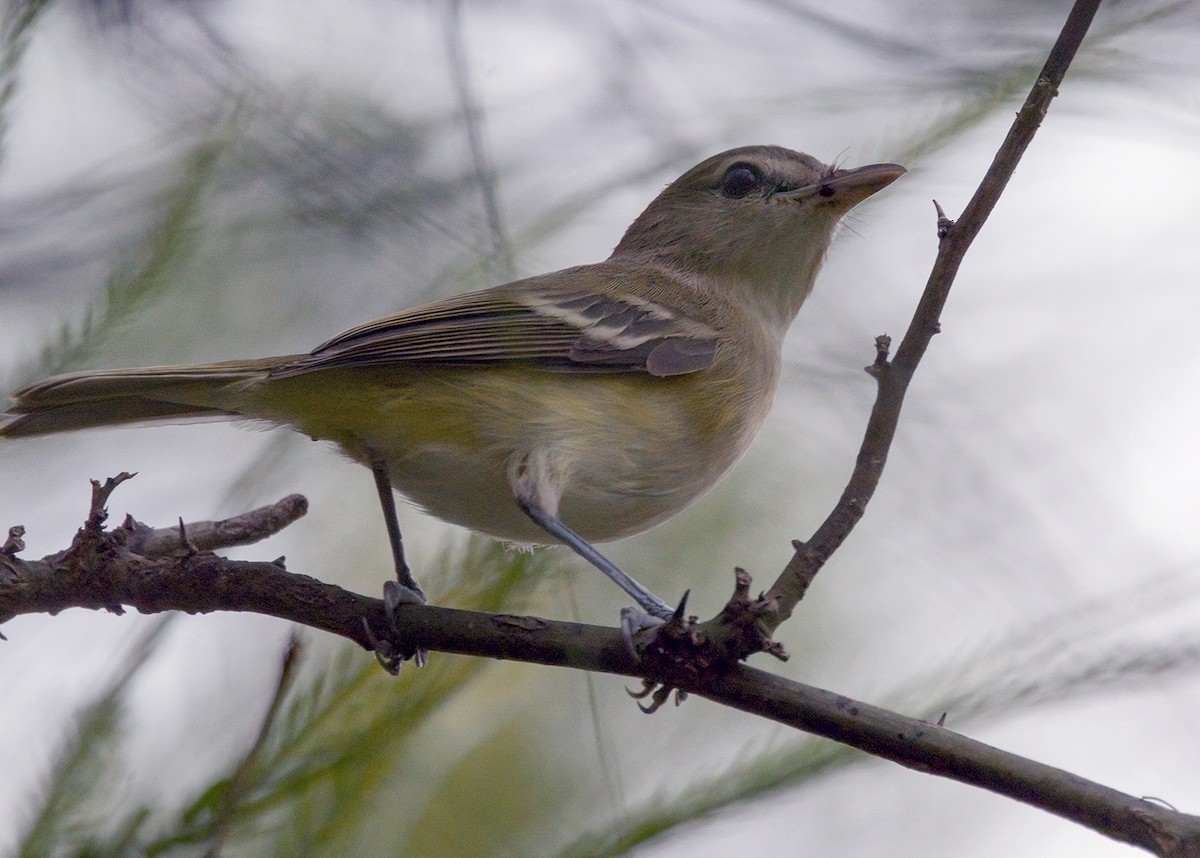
[0,399,233,437]
[1,357,291,438]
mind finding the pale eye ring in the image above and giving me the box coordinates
[719,164,761,198]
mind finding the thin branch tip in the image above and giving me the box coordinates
[760,0,1104,636]
[669,590,691,624]
[933,199,954,239]
[731,567,752,602]
[89,471,137,520]
[867,334,893,377]
[2,525,25,555]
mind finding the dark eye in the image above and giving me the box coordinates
[719,164,761,198]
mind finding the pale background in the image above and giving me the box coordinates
[1,1,1198,855]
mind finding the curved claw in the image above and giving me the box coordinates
[362,616,402,675]
[626,678,687,713]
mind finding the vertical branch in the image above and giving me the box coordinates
[892,0,1103,375]
[762,0,1105,622]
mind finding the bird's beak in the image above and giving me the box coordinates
[779,162,906,207]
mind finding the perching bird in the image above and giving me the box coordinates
[1,145,903,635]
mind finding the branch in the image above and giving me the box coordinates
[750,0,1103,628]
[3,485,1200,855]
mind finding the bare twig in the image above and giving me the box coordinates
[756,0,1104,626]
[124,494,308,556]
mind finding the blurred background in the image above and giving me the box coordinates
[1,0,1198,855]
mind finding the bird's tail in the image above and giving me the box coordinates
[0,357,292,438]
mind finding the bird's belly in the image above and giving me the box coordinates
[379,433,723,545]
[269,366,772,546]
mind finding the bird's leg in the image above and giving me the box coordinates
[371,461,424,601]
[508,451,676,652]
[371,461,427,667]
[516,493,678,656]
[518,497,673,620]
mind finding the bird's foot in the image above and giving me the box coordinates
[367,580,429,673]
[620,590,689,660]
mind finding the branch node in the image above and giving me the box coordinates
[177,518,199,555]
[89,472,136,522]
[732,568,752,602]
[763,639,789,662]
[2,525,25,556]
[668,590,691,627]
[933,199,954,239]
[866,334,893,378]
[627,567,791,707]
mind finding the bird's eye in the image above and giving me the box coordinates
[719,164,761,199]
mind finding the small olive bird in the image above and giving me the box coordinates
[1,145,903,629]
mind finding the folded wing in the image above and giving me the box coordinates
[272,265,720,379]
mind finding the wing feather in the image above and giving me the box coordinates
[271,264,719,378]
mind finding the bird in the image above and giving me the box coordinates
[1,145,904,640]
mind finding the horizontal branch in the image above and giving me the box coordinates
[3,488,1200,855]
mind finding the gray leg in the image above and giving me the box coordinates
[516,497,673,620]
[371,462,425,602]
[507,450,674,621]
[371,462,427,667]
